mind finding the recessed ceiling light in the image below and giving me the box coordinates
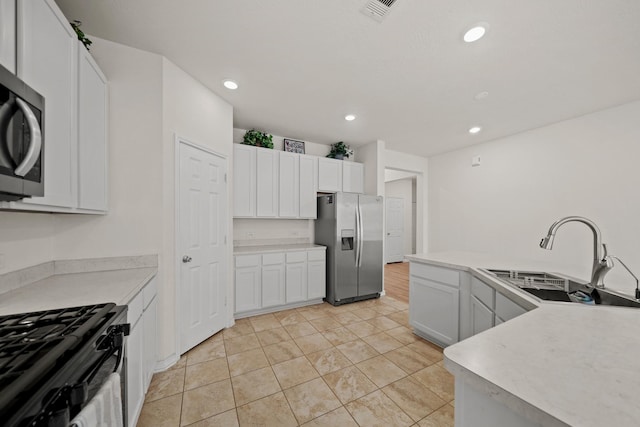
[463,23,488,43]
[474,91,489,100]
[469,126,482,134]
[345,114,356,121]
[223,79,238,90]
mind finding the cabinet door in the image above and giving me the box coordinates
[342,162,364,193]
[0,0,16,73]
[235,265,261,312]
[495,292,528,322]
[318,158,342,192]
[278,151,299,217]
[286,261,307,303]
[262,263,286,307]
[127,320,144,427]
[256,147,278,217]
[233,144,256,217]
[409,276,459,346]
[143,297,157,390]
[307,259,326,299]
[471,296,494,335]
[77,44,108,211]
[18,0,78,208]
[299,154,318,218]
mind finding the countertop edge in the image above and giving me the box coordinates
[443,356,569,427]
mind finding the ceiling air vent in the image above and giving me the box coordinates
[361,0,398,22]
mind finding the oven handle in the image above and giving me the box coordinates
[14,98,42,177]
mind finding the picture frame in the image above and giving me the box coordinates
[283,139,305,154]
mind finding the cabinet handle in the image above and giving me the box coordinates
[14,98,42,177]
[182,256,192,263]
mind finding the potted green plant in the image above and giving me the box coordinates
[242,129,274,149]
[327,141,353,160]
[71,20,92,50]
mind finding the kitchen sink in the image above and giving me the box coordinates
[483,269,640,308]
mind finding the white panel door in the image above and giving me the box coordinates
[179,141,227,354]
[77,44,108,211]
[19,0,78,208]
[0,0,16,73]
[471,296,494,335]
[256,147,278,217]
[233,144,256,217]
[235,265,261,312]
[299,154,318,218]
[385,197,404,263]
[278,151,299,217]
[307,259,326,299]
[409,276,459,346]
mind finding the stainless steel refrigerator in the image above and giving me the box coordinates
[315,193,383,305]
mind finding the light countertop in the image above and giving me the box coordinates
[234,243,326,255]
[0,267,157,316]
[407,252,640,427]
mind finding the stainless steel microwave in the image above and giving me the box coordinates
[0,64,44,201]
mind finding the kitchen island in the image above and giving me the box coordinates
[407,252,640,427]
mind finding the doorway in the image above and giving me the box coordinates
[177,139,228,354]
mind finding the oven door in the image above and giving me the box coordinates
[0,63,44,201]
[8,320,130,427]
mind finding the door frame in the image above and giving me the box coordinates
[174,135,231,357]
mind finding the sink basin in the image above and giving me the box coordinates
[483,269,640,308]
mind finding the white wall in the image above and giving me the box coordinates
[384,148,428,253]
[0,212,54,274]
[162,58,234,359]
[385,178,415,256]
[428,100,640,295]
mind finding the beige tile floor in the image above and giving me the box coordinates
[137,296,455,427]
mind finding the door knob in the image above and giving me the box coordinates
[182,256,192,263]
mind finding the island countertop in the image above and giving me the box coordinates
[406,252,640,427]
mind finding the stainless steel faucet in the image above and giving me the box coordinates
[539,216,613,288]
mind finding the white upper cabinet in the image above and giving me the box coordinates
[0,0,16,73]
[18,0,78,209]
[318,158,364,194]
[233,144,327,218]
[233,144,257,217]
[278,151,299,218]
[318,158,343,192]
[343,161,364,194]
[298,154,317,218]
[256,147,278,217]
[0,0,109,213]
[77,44,108,211]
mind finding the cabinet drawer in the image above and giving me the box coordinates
[286,251,307,263]
[495,292,528,321]
[236,254,261,267]
[142,276,157,308]
[127,290,144,327]
[307,250,326,261]
[410,262,459,287]
[471,277,495,309]
[262,253,285,265]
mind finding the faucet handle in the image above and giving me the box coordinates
[602,243,609,258]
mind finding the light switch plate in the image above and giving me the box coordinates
[472,156,481,167]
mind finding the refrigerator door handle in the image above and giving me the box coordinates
[355,204,360,267]
[357,204,364,268]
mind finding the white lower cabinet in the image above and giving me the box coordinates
[235,255,262,313]
[235,248,326,316]
[262,254,285,308]
[126,275,158,427]
[285,252,307,303]
[307,250,326,299]
[409,261,530,347]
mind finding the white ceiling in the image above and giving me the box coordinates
[55,0,640,157]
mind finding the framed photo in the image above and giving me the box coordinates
[284,139,305,154]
